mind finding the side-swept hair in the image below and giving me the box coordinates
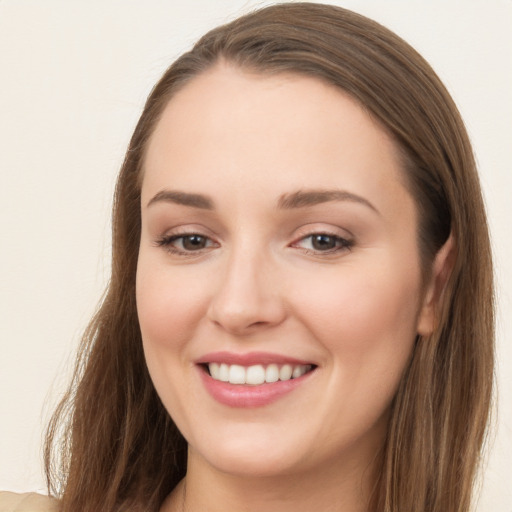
[45,4,494,511]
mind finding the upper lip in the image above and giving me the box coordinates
[195,351,315,366]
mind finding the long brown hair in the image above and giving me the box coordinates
[45,3,494,511]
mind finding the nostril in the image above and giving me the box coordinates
[248,320,268,328]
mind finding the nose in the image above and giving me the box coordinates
[206,247,287,335]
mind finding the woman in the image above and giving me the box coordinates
[1,3,494,512]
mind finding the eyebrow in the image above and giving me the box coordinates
[147,190,214,209]
[277,189,380,214]
[146,188,379,214]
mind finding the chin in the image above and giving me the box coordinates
[195,449,305,478]
[188,428,316,478]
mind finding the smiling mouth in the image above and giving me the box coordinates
[204,363,316,386]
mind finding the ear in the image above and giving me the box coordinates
[417,233,456,336]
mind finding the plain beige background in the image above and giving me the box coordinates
[1,1,511,510]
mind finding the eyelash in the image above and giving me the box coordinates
[154,231,353,257]
[154,233,218,257]
[292,232,353,255]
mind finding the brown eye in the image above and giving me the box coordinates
[293,233,353,255]
[311,234,337,251]
[155,233,217,255]
[182,235,208,250]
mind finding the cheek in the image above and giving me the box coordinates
[288,258,422,442]
[136,263,209,350]
[136,261,208,399]
[305,252,419,324]
[136,261,211,431]
[292,256,422,377]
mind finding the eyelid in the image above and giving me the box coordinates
[292,220,353,236]
[289,226,354,256]
[152,224,354,257]
[292,234,352,251]
[153,223,219,242]
[153,226,220,257]
[291,224,353,242]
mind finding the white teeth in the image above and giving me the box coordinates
[265,364,280,383]
[219,363,229,382]
[292,365,307,378]
[207,363,312,384]
[246,365,266,385]
[228,364,246,384]
[209,362,220,380]
[279,364,293,381]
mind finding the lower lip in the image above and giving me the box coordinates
[198,367,314,408]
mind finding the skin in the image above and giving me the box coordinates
[136,63,443,512]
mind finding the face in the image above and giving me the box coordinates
[136,64,434,479]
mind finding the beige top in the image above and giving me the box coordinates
[0,492,58,512]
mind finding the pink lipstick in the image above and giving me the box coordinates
[196,351,317,408]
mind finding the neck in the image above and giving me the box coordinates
[161,445,381,512]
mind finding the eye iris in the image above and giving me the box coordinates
[312,234,336,250]
[182,235,207,250]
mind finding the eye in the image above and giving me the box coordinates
[177,234,209,251]
[155,233,218,255]
[293,233,353,254]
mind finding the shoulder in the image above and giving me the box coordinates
[0,492,58,512]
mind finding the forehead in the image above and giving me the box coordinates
[142,63,412,218]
